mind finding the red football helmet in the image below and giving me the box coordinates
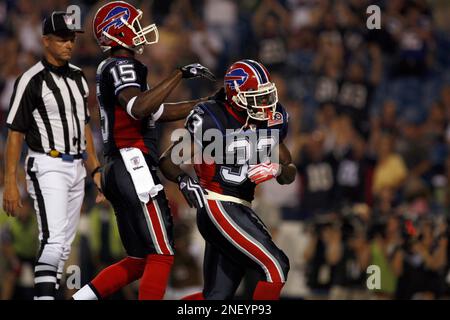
[93,1,158,54]
[224,59,278,121]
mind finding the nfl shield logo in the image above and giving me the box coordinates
[268,112,283,127]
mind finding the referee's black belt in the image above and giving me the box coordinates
[47,150,87,162]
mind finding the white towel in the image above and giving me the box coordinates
[119,147,163,203]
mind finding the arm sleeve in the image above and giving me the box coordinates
[6,76,37,132]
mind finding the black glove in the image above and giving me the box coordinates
[180,63,216,81]
[207,87,226,102]
[177,174,208,209]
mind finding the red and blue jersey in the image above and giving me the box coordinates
[185,100,289,202]
[96,56,161,165]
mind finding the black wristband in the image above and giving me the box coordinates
[91,166,101,178]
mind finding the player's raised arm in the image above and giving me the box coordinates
[118,63,215,120]
[155,100,206,122]
[157,88,224,122]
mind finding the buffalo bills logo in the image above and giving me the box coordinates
[225,68,248,90]
[96,6,130,33]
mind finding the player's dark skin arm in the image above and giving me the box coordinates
[113,47,214,121]
[276,142,296,185]
[118,73,209,121]
[117,70,183,120]
[158,100,207,122]
[159,135,195,182]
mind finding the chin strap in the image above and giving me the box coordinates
[237,116,251,133]
[101,29,145,55]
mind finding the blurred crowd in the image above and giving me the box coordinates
[2,0,450,300]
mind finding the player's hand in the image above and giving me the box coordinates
[177,174,208,209]
[180,63,216,81]
[2,181,23,217]
[247,162,280,185]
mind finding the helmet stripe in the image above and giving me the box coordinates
[239,61,262,85]
[253,61,269,82]
[243,60,268,83]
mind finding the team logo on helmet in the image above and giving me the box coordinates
[96,6,130,33]
[224,68,248,90]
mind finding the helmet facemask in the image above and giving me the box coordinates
[130,10,159,47]
[232,82,278,121]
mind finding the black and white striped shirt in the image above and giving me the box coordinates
[6,59,90,155]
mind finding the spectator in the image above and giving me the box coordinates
[372,133,408,196]
[337,44,382,138]
[335,134,374,208]
[252,0,290,72]
[304,215,342,299]
[397,117,432,179]
[369,216,404,299]
[296,130,337,218]
[396,218,448,299]
[392,2,434,77]
[330,216,371,300]
[190,19,224,73]
[372,100,399,136]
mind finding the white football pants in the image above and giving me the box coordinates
[25,150,86,300]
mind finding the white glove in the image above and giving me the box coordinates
[247,162,281,185]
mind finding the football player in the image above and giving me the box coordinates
[73,1,215,300]
[160,59,296,299]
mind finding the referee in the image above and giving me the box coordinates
[2,12,102,300]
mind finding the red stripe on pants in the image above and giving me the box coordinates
[207,200,282,282]
[145,200,171,255]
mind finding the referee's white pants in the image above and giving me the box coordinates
[25,151,86,298]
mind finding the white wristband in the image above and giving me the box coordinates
[152,104,165,122]
[126,96,138,120]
